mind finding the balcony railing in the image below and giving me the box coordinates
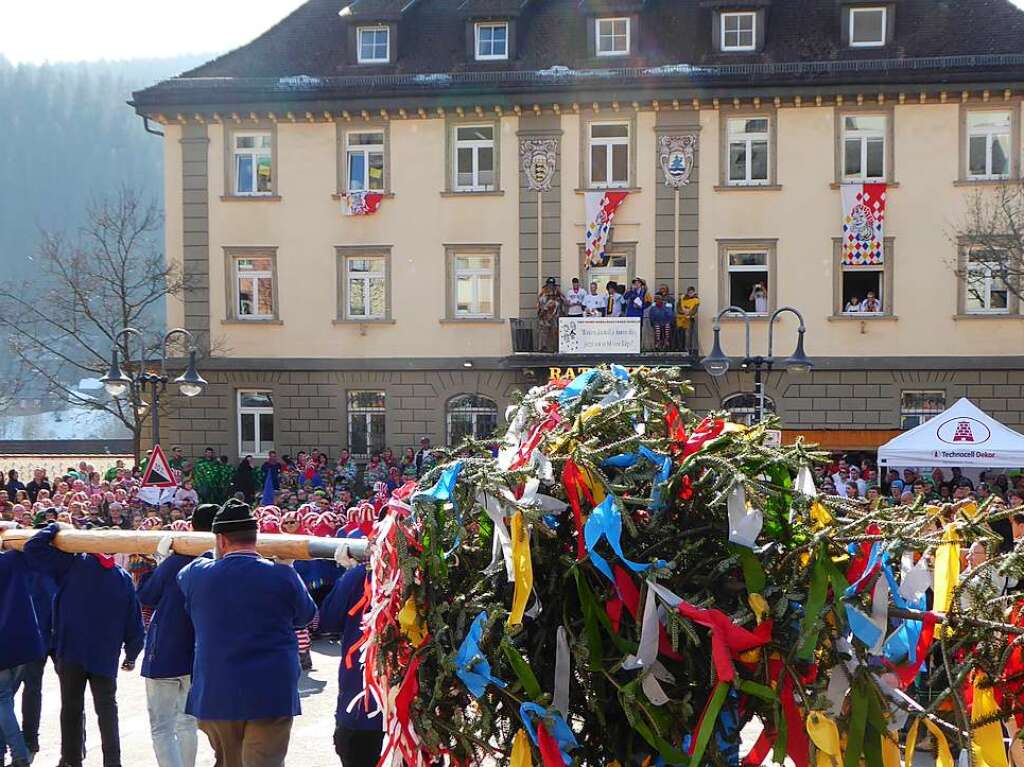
[509,317,700,358]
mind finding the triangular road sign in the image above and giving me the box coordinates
[142,444,177,488]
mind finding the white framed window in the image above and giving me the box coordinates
[967,111,1011,180]
[721,12,756,52]
[234,256,275,319]
[357,26,390,63]
[475,22,509,60]
[238,391,274,457]
[447,394,499,445]
[596,17,630,56]
[965,250,1010,314]
[233,132,273,196]
[727,117,769,185]
[453,253,496,318]
[589,122,630,188]
[727,250,769,315]
[900,390,945,430]
[346,131,385,192]
[842,115,886,181]
[589,253,628,293]
[453,125,496,191]
[347,390,386,458]
[345,256,387,320]
[849,7,886,47]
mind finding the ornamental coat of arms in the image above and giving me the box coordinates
[658,134,697,187]
[520,138,558,192]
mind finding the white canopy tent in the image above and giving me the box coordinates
[878,397,1024,469]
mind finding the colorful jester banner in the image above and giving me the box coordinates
[357,366,1024,767]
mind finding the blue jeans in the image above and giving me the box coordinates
[146,676,197,767]
[0,666,30,763]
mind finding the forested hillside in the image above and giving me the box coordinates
[0,55,207,281]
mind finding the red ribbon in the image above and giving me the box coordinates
[510,403,561,471]
[677,475,694,501]
[677,601,772,682]
[664,405,688,458]
[562,459,595,561]
[682,417,725,458]
[845,523,882,587]
[764,658,809,767]
[537,723,565,767]
[743,728,776,765]
[893,611,939,688]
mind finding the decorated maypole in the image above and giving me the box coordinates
[359,366,1024,767]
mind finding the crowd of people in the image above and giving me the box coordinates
[536,276,700,353]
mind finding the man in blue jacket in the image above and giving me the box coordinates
[23,521,145,767]
[138,503,217,767]
[319,538,383,767]
[178,500,317,767]
[0,523,45,767]
[14,550,56,757]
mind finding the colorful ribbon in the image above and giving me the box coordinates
[933,523,961,624]
[455,611,507,698]
[508,512,534,628]
[972,674,1009,767]
[511,728,533,767]
[905,718,953,767]
[584,495,665,585]
[727,484,763,549]
[520,703,578,767]
[676,600,773,682]
[806,711,842,767]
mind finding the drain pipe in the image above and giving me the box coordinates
[141,115,164,137]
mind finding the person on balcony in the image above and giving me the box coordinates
[623,278,649,319]
[537,278,565,352]
[649,294,674,351]
[582,281,606,317]
[565,278,586,318]
[676,286,700,353]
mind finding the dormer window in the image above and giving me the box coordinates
[849,7,886,47]
[475,22,509,60]
[721,12,756,52]
[357,26,390,63]
[596,17,630,56]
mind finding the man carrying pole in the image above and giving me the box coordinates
[177,500,317,767]
[137,503,218,767]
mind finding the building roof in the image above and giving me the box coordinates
[133,0,1024,111]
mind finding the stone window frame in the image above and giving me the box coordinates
[336,121,391,195]
[443,115,503,195]
[955,236,1021,318]
[222,122,280,201]
[444,244,502,321]
[334,245,395,324]
[236,389,275,459]
[578,111,639,191]
[344,389,388,459]
[833,104,896,186]
[223,246,281,324]
[716,238,778,319]
[830,237,895,318]
[716,106,780,190]
[446,393,500,446]
[957,101,1022,185]
[899,389,947,430]
[575,241,637,287]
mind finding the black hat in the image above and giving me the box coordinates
[191,503,219,533]
[545,277,557,286]
[211,499,257,534]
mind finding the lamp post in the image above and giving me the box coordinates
[700,306,813,422]
[100,327,208,446]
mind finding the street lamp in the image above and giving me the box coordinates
[699,305,813,422]
[100,327,207,445]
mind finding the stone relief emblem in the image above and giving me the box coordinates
[520,137,558,192]
[658,134,697,187]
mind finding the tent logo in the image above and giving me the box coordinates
[937,417,991,445]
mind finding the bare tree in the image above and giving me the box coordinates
[955,182,1024,308]
[0,186,193,460]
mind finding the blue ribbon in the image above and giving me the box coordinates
[600,447,673,512]
[558,368,601,403]
[455,612,507,699]
[610,364,630,381]
[520,703,578,765]
[844,604,884,649]
[843,541,883,598]
[412,461,463,504]
[583,495,665,584]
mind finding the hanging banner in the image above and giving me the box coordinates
[342,191,384,216]
[558,317,640,354]
[584,191,629,269]
[841,183,886,266]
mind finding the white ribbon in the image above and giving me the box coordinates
[869,576,890,655]
[795,466,817,496]
[899,551,931,602]
[477,491,514,581]
[825,663,851,716]
[727,484,763,549]
[553,626,570,717]
[623,585,660,671]
[648,581,683,609]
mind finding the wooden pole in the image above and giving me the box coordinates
[0,528,369,561]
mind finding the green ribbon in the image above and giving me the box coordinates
[502,639,542,701]
[737,679,777,702]
[844,679,869,767]
[798,555,828,660]
[689,682,729,766]
[619,685,691,766]
[733,544,767,594]
[574,569,605,671]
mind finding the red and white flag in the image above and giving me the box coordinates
[342,191,384,216]
[841,183,886,266]
[584,190,629,269]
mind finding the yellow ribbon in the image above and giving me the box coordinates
[580,465,606,505]
[972,674,1009,767]
[508,511,534,628]
[398,596,426,647]
[905,718,954,767]
[748,593,770,624]
[806,711,842,767]
[511,728,533,767]
[810,501,834,528]
[881,731,901,767]
[933,523,961,636]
